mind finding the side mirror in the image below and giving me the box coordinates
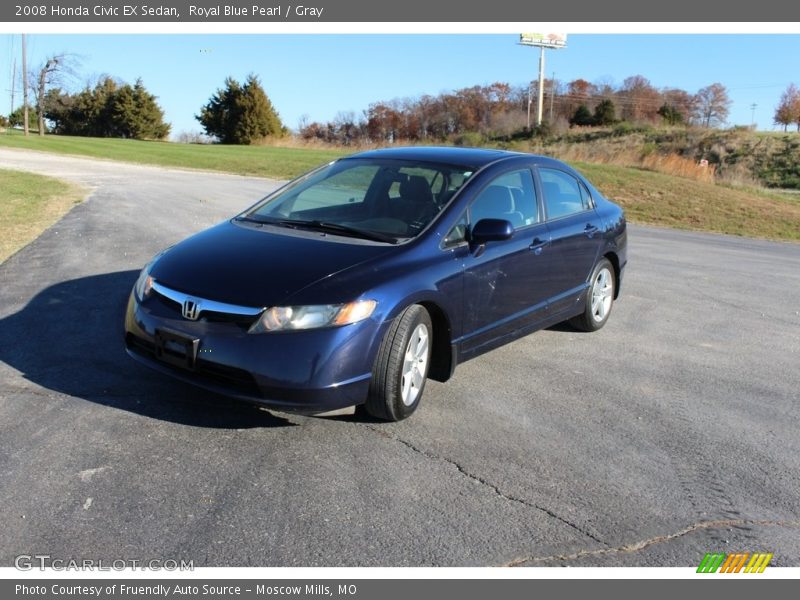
[469,218,514,246]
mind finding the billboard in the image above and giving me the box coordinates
[519,33,567,48]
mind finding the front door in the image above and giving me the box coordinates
[459,168,559,357]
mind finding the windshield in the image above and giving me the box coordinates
[241,158,474,241]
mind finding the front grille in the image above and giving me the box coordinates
[126,333,262,397]
[149,293,257,328]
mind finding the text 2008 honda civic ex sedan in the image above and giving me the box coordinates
[125,147,627,421]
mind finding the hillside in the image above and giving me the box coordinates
[525,126,800,189]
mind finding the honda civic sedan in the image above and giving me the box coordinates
[125,147,627,421]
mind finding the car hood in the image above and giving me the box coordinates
[149,220,395,307]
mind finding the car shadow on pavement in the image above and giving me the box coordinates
[546,321,588,333]
[0,270,294,429]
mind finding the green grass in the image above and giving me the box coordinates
[573,161,800,241]
[0,130,346,179]
[0,169,87,263]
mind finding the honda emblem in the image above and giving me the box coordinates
[182,299,201,320]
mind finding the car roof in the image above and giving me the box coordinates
[346,146,533,169]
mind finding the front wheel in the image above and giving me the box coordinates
[570,258,616,332]
[365,305,432,421]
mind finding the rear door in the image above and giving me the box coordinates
[536,167,604,316]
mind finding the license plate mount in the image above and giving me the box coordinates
[154,328,200,370]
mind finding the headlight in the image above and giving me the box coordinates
[133,250,169,301]
[133,267,155,301]
[248,300,377,333]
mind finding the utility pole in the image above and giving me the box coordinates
[549,71,556,122]
[527,81,532,129]
[10,56,16,120]
[22,33,29,136]
[536,47,545,127]
[750,103,757,128]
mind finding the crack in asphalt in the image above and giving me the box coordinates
[502,518,800,567]
[361,423,608,546]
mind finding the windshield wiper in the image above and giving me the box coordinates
[267,219,398,244]
[234,215,265,224]
[237,216,398,243]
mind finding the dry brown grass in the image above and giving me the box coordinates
[639,153,716,183]
[532,138,716,184]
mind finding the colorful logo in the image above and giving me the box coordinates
[697,552,773,573]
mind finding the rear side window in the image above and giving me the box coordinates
[539,168,592,220]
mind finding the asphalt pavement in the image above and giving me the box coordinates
[1,147,798,567]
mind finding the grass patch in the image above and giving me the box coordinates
[0,169,87,263]
[0,130,346,179]
[573,161,800,241]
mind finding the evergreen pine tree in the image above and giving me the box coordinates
[570,104,594,127]
[197,74,285,144]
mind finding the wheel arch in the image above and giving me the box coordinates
[417,300,455,383]
[603,250,621,299]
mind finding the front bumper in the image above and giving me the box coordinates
[124,293,382,412]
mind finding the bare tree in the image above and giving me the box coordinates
[695,83,731,128]
[618,75,661,123]
[30,53,79,135]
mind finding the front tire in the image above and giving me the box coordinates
[365,305,432,421]
[570,258,615,332]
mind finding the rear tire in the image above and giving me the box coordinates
[569,258,615,332]
[365,305,432,421]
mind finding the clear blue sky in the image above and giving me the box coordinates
[4,34,799,136]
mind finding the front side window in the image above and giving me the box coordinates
[468,169,539,229]
[243,159,474,241]
[539,168,592,220]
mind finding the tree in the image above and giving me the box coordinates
[570,104,594,127]
[657,103,684,125]
[8,106,25,127]
[563,79,596,120]
[31,53,78,136]
[618,75,661,122]
[112,79,170,139]
[774,84,800,132]
[196,75,285,144]
[593,99,616,125]
[44,76,170,139]
[695,83,731,128]
[662,88,697,124]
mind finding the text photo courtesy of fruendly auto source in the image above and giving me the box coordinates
[0,33,798,568]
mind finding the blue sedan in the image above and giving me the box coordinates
[125,147,627,420]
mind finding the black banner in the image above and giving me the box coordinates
[4,579,799,600]
[2,0,800,22]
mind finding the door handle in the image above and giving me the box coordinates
[529,237,548,255]
[584,224,599,238]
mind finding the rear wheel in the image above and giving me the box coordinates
[570,258,615,332]
[365,305,432,421]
